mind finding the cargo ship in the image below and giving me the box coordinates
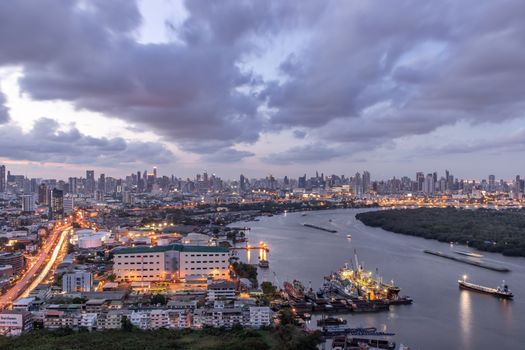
[325,252,405,302]
[458,277,513,299]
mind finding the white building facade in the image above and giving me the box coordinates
[113,244,230,282]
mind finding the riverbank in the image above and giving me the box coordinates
[356,207,525,257]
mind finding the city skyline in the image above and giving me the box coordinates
[1,1,525,178]
[1,163,524,184]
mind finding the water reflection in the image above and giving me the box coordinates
[231,209,525,349]
[459,290,472,347]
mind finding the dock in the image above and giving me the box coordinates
[423,250,510,272]
[303,223,337,233]
[230,246,269,252]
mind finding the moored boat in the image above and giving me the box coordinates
[259,259,269,268]
[284,280,306,300]
[317,317,347,326]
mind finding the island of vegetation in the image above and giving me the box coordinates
[356,207,525,257]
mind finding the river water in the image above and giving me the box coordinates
[231,208,525,350]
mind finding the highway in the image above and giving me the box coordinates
[0,223,70,309]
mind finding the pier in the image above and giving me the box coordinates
[423,250,510,272]
[230,242,269,252]
[303,223,337,233]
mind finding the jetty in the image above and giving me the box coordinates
[303,223,337,233]
[423,250,510,272]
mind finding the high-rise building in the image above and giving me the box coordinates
[38,183,48,205]
[0,165,5,193]
[515,175,523,194]
[298,174,306,189]
[416,172,425,192]
[21,195,34,213]
[239,174,246,193]
[362,171,371,194]
[51,189,64,219]
[86,170,95,194]
[68,177,78,194]
[424,173,434,195]
[98,174,106,194]
[488,175,496,192]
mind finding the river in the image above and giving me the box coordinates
[231,208,525,350]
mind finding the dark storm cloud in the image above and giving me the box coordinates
[1,0,525,166]
[0,118,174,165]
[0,0,316,159]
[0,90,9,123]
[263,0,525,152]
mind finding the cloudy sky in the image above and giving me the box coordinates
[0,0,524,180]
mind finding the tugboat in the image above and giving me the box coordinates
[458,276,513,299]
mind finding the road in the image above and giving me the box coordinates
[0,224,70,308]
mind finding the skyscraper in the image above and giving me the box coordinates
[86,170,95,194]
[0,165,5,193]
[239,174,246,193]
[362,171,371,195]
[424,173,434,195]
[488,175,495,192]
[38,183,48,205]
[416,172,424,192]
[51,188,64,219]
[68,177,78,194]
[98,174,106,194]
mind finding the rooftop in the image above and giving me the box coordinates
[113,243,229,255]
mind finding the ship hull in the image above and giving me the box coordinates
[458,281,513,299]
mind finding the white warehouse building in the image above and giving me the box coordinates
[113,244,230,282]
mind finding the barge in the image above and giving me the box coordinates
[303,223,337,233]
[424,250,510,272]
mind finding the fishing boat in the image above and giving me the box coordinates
[347,234,352,239]
[458,276,513,299]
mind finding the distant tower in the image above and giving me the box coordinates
[488,175,495,192]
[0,165,5,193]
[362,171,371,194]
[240,174,246,193]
